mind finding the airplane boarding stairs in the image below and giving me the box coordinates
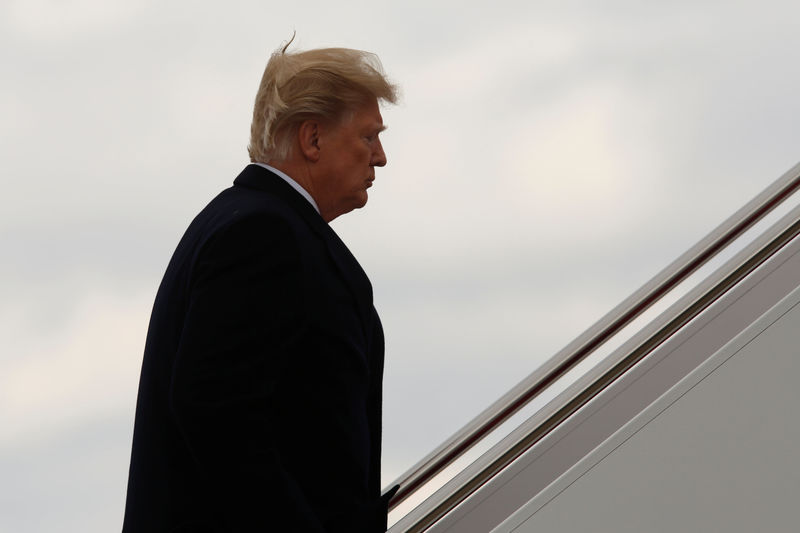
[384,162,800,533]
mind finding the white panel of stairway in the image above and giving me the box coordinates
[496,274,800,532]
[421,225,800,533]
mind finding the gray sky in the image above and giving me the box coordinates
[2,1,799,531]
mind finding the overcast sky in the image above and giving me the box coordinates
[2,1,800,531]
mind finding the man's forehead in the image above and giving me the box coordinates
[358,107,386,130]
[337,99,386,130]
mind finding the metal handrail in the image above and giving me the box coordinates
[384,161,800,512]
[394,198,800,532]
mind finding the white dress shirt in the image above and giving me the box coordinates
[253,162,320,215]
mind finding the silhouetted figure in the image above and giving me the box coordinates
[123,42,398,532]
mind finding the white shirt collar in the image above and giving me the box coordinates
[252,162,320,215]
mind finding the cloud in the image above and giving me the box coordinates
[0,413,132,532]
[0,286,149,446]
[5,0,150,41]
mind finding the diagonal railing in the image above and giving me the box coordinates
[384,161,800,525]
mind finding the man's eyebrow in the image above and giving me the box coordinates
[377,124,388,133]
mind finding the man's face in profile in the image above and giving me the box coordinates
[316,98,387,219]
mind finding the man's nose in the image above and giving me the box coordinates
[372,140,387,167]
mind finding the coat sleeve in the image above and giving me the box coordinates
[169,214,327,532]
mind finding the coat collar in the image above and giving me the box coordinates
[233,164,375,331]
[233,164,320,223]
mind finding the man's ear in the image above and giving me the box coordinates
[297,119,321,162]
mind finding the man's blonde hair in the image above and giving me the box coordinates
[248,43,398,163]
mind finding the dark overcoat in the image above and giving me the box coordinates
[123,164,390,532]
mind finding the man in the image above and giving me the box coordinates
[123,43,398,532]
